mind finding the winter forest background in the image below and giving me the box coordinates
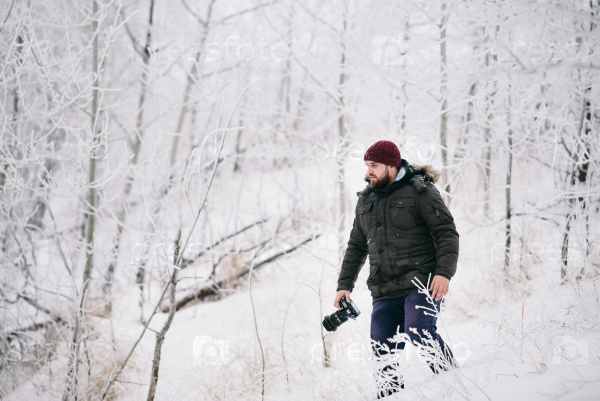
[1,0,599,400]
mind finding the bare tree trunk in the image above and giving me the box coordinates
[63,1,100,399]
[504,85,513,279]
[561,2,596,282]
[169,0,216,169]
[439,0,450,202]
[103,0,156,301]
[273,6,294,169]
[562,89,592,283]
[84,0,101,290]
[395,17,411,140]
[14,30,50,232]
[560,213,573,282]
[482,26,498,217]
[463,76,477,137]
[337,0,348,266]
[232,112,244,173]
[247,260,266,400]
[1,34,24,244]
[290,29,315,135]
[146,231,180,401]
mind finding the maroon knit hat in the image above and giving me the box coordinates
[364,140,401,167]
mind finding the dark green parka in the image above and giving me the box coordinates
[337,161,459,301]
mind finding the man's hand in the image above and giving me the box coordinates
[429,275,450,301]
[334,290,351,309]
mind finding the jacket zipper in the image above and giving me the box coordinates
[383,196,395,274]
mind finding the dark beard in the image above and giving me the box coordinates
[364,170,392,189]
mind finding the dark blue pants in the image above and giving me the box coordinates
[370,290,455,393]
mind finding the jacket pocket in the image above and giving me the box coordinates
[388,198,416,229]
[357,202,373,231]
[367,264,381,288]
[392,255,436,286]
[433,202,453,223]
[358,203,373,214]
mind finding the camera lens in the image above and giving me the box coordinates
[322,309,350,332]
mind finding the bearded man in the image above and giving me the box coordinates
[333,140,459,398]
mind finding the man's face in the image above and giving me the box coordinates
[364,160,392,189]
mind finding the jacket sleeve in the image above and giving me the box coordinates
[336,206,369,292]
[418,184,459,280]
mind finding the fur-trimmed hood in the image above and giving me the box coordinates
[411,164,440,184]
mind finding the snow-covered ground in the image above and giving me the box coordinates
[2,0,599,399]
[5,159,599,401]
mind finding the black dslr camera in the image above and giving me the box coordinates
[322,296,361,332]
